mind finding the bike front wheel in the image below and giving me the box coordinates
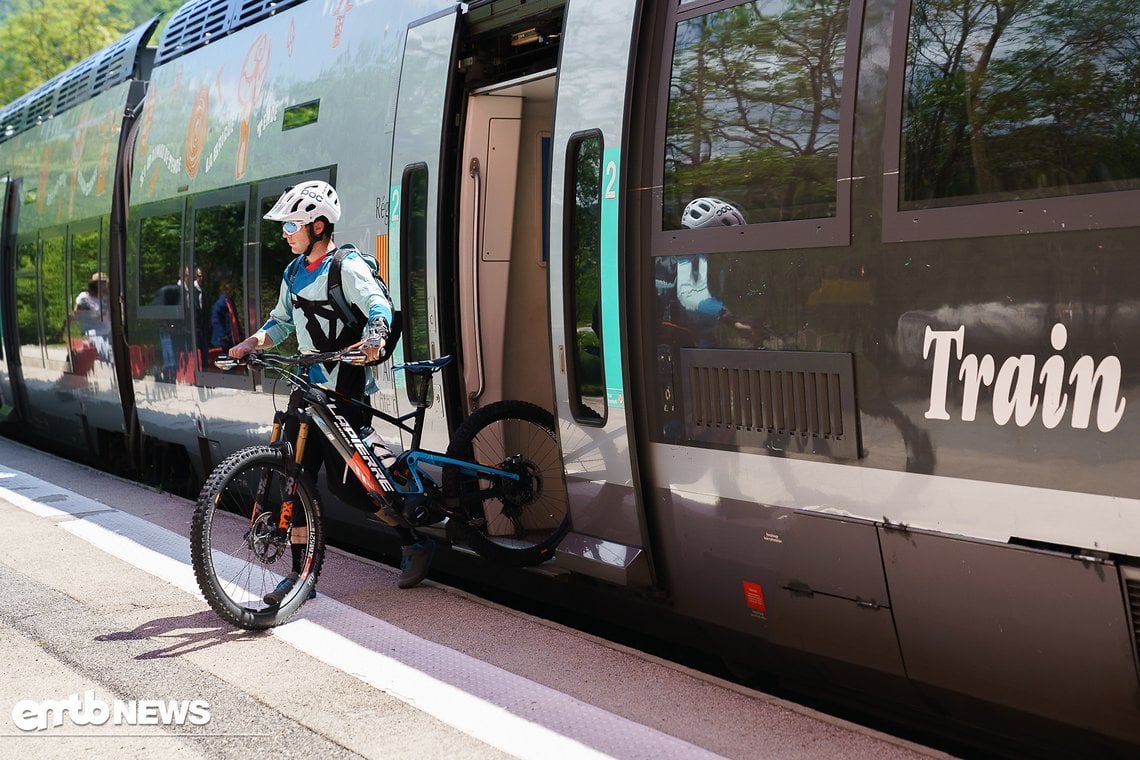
[443,400,568,567]
[190,445,324,629]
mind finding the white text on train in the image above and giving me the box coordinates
[923,323,1125,432]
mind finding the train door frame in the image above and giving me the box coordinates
[0,174,22,421]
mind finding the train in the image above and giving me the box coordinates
[2,0,1139,749]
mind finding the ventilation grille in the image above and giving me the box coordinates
[680,348,861,460]
[1126,570,1140,678]
[0,18,157,144]
[155,0,306,65]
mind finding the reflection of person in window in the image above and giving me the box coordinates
[665,197,752,347]
[210,276,242,353]
[71,272,111,369]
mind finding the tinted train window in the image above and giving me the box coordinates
[902,0,1140,207]
[41,235,66,347]
[193,200,248,379]
[67,226,104,363]
[257,195,298,357]
[138,212,183,305]
[566,133,606,423]
[15,239,39,358]
[663,0,848,228]
[401,164,432,406]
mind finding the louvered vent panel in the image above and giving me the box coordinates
[681,348,860,460]
[1126,572,1140,676]
[53,60,96,115]
[230,0,306,28]
[156,0,234,64]
[155,0,306,65]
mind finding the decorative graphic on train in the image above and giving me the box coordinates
[236,33,271,178]
[184,84,209,178]
[332,0,353,48]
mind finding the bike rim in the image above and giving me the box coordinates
[204,460,317,611]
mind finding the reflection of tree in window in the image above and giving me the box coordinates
[16,241,39,347]
[568,135,605,421]
[139,213,182,302]
[42,236,66,344]
[903,0,1140,206]
[664,0,847,228]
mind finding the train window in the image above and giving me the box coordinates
[401,163,432,406]
[256,193,298,358]
[67,225,105,373]
[663,0,849,229]
[882,0,1140,240]
[283,100,320,130]
[41,234,67,357]
[900,0,1140,209]
[565,132,606,424]
[15,238,41,365]
[191,197,249,384]
[138,211,183,308]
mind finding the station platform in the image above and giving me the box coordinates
[0,436,948,759]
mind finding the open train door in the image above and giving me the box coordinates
[386,7,463,446]
[544,0,654,588]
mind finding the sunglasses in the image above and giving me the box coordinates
[282,220,305,235]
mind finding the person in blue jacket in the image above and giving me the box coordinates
[229,181,434,599]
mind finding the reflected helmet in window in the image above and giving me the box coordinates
[263,180,342,224]
[681,197,745,229]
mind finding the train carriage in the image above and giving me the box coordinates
[1,0,1138,748]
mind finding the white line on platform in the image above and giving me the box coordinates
[0,467,725,760]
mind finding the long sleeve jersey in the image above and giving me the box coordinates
[259,245,393,391]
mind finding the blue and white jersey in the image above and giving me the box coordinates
[260,245,393,391]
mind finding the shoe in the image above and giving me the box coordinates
[398,539,436,589]
[263,572,316,606]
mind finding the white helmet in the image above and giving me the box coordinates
[681,196,745,229]
[263,180,341,225]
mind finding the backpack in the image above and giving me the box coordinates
[286,243,402,365]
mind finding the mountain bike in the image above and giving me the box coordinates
[190,348,568,630]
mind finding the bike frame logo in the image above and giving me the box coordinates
[11,690,211,732]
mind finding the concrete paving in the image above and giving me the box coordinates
[0,436,951,759]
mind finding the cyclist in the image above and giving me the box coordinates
[228,180,435,600]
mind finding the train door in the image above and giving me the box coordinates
[543,0,654,587]
[387,7,461,450]
[0,174,16,420]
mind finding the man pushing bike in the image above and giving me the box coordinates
[228,180,435,598]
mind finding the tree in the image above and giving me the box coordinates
[0,0,127,104]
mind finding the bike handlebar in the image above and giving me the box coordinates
[215,350,454,375]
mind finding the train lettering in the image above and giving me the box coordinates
[923,323,1125,432]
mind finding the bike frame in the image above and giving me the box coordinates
[260,354,520,525]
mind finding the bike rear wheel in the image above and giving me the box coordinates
[190,445,324,629]
[443,400,568,566]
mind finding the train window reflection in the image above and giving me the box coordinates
[15,239,40,363]
[402,163,432,406]
[42,235,66,357]
[902,0,1140,207]
[663,0,847,229]
[138,212,182,305]
[566,133,606,423]
[258,195,298,357]
[193,201,248,377]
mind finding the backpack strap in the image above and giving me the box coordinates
[326,246,364,330]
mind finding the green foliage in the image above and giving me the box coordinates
[0,0,184,106]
